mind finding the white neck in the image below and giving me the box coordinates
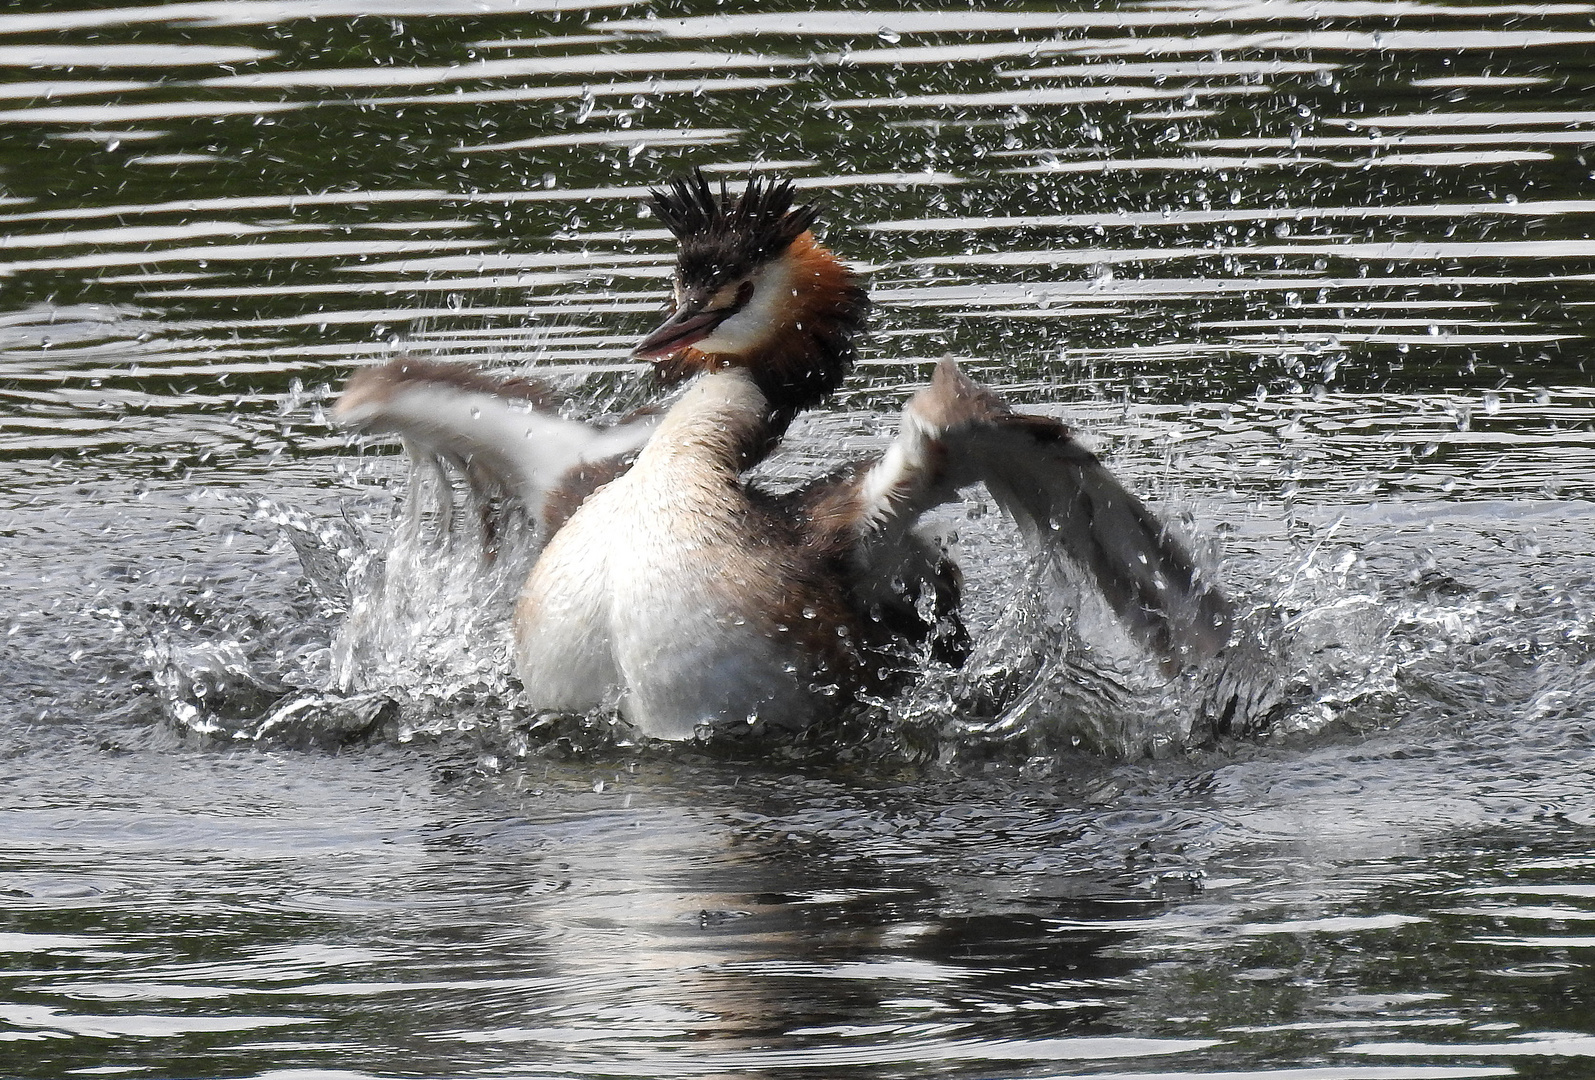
[638,368,771,474]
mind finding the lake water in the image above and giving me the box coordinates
[5,1,1595,1077]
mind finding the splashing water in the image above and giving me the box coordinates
[329,453,535,712]
[133,411,1458,765]
[109,327,1589,765]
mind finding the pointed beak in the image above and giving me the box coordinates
[632,302,731,360]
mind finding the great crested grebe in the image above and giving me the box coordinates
[335,172,1233,740]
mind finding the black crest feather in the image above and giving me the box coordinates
[650,170,819,286]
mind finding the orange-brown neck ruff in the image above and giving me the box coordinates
[657,232,867,427]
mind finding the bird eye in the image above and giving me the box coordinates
[710,280,753,311]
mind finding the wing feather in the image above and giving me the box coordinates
[845,358,1232,667]
[334,358,657,551]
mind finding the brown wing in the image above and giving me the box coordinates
[827,358,1233,669]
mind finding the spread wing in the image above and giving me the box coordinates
[334,358,657,552]
[817,357,1232,669]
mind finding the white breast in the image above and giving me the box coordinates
[512,371,829,740]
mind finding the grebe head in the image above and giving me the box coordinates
[634,170,868,415]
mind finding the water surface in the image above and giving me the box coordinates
[4,1,1595,1077]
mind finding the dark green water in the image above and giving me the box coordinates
[4,1,1595,1077]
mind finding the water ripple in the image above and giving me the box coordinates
[6,2,1595,1076]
